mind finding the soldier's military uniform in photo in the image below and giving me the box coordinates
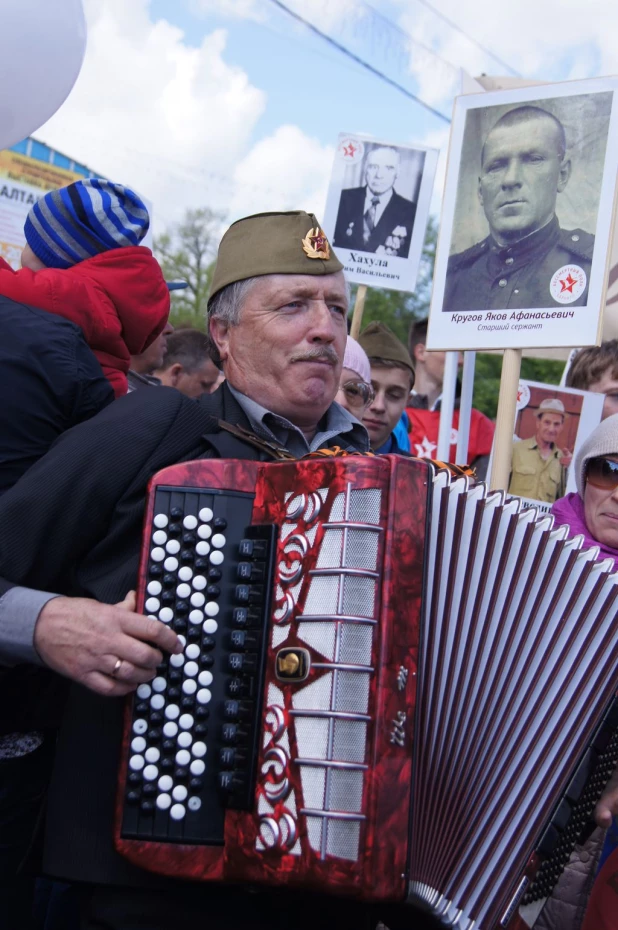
[444,104,595,313]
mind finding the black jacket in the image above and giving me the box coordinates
[0,295,113,495]
[0,384,378,922]
[333,186,416,256]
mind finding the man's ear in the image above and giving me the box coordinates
[477,175,484,209]
[167,363,183,387]
[209,316,230,365]
[557,158,571,193]
[414,343,427,364]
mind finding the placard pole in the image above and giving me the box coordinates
[350,285,368,340]
[490,348,522,491]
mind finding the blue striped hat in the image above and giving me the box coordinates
[24,179,150,269]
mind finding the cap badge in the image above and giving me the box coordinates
[302,227,331,260]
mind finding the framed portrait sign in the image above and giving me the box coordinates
[321,132,438,293]
[427,76,618,350]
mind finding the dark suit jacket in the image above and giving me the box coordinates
[0,383,381,927]
[333,186,416,256]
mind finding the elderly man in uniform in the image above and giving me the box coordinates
[444,105,594,312]
[509,397,572,503]
[0,212,394,930]
[333,146,415,257]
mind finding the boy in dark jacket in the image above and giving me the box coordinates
[0,178,170,398]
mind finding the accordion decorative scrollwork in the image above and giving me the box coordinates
[257,702,297,851]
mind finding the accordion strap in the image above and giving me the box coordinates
[213,420,296,461]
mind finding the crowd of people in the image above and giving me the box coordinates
[0,179,617,930]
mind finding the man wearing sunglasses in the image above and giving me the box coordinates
[509,397,572,503]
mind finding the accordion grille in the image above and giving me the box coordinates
[259,483,383,864]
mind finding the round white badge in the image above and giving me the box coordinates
[516,381,531,412]
[549,265,587,304]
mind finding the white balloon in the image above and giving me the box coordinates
[0,0,86,150]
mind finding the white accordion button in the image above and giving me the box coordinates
[136,683,151,700]
[182,679,197,695]
[175,749,191,767]
[145,747,160,763]
[211,534,226,549]
[177,635,186,647]
[156,793,171,811]
[158,775,173,792]
[203,618,218,635]
[177,731,192,749]
[163,722,178,738]
[133,719,147,735]
[197,688,212,705]
[165,539,181,555]
[204,601,219,618]
[169,653,184,668]
[172,784,188,802]
[190,759,205,776]
[176,583,191,599]
[185,644,200,660]
[144,598,160,614]
[150,547,165,562]
[165,704,179,720]
[199,507,213,523]
[192,741,207,757]
[198,670,213,687]
[188,796,202,812]
[190,592,205,608]
[178,566,193,582]
[197,525,212,540]
[164,557,178,572]
[146,581,162,596]
[196,541,210,556]
[152,676,167,692]
[152,530,167,546]
[170,803,186,821]
[209,551,224,566]
[158,608,174,624]
[192,575,207,590]
[189,610,204,624]
[143,764,158,781]
[179,714,194,730]
[183,515,198,530]
[150,694,165,711]
[184,661,198,678]
[129,754,144,771]
[153,514,168,529]
[131,736,146,753]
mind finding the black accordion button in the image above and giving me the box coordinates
[168,687,181,699]
[150,712,164,725]
[170,507,183,520]
[182,533,197,546]
[169,670,182,683]
[135,701,148,715]
[163,573,176,587]
[207,568,222,581]
[180,549,194,563]
[161,758,174,771]
[143,783,157,797]
[161,591,175,605]
[181,696,195,709]
[201,635,216,651]
[213,517,227,530]
[168,522,182,536]
[128,772,141,785]
[176,600,189,615]
[194,558,209,571]
[147,728,162,742]
[140,800,155,814]
[206,585,220,598]
[196,706,210,719]
[189,777,204,791]
[162,739,175,753]
[149,565,163,578]
[127,790,140,804]
[174,767,189,780]
[194,723,208,737]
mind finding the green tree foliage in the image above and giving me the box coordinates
[350,216,438,344]
[473,354,566,419]
[154,208,223,330]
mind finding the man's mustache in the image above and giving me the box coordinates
[290,347,339,366]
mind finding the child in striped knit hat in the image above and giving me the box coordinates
[0,179,169,397]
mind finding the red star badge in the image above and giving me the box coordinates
[343,143,357,158]
[559,273,577,294]
[310,233,327,252]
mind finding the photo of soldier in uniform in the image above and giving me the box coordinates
[442,91,613,313]
[333,144,418,258]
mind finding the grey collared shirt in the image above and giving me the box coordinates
[0,388,369,667]
[228,385,369,458]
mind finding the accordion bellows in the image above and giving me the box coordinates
[115,457,618,930]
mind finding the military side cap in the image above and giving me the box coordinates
[208,211,343,306]
[358,320,415,374]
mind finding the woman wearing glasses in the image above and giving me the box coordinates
[335,337,375,419]
[544,415,618,930]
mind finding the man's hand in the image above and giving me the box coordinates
[595,765,618,828]
[560,448,574,467]
[33,593,182,697]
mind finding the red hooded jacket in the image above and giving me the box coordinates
[0,247,170,397]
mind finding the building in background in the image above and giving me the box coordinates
[0,137,95,267]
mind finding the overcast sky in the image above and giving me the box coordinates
[35,0,618,234]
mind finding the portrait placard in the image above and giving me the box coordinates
[321,133,438,293]
[427,77,618,350]
[487,380,604,512]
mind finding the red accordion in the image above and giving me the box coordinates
[115,456,618,929]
